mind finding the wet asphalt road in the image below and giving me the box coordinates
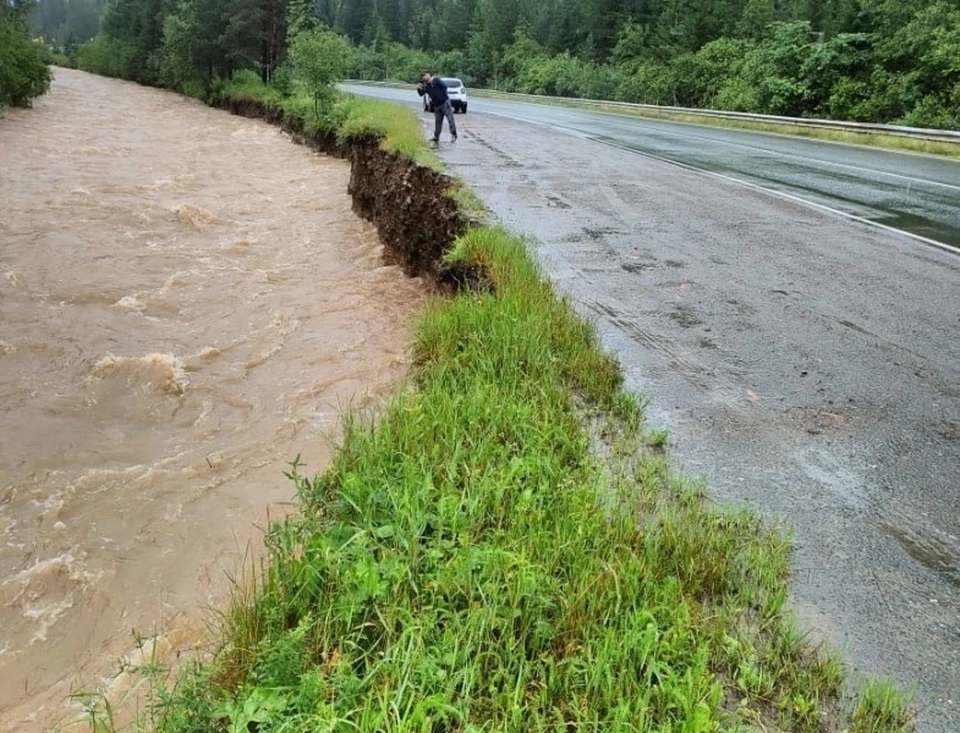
[341,83,960,252]
[343,86,960,730]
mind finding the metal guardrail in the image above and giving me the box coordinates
[343,80,960,145]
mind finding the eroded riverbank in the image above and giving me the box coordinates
[0,68,426,730]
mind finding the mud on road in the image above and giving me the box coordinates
[434,112,960,731]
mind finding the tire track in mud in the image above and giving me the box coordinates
[584,296,745,409]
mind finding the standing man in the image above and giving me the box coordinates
[417,71,458,143]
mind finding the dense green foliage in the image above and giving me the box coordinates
[0,2,52,109]
[75,0,959,127]
[75,0,292,89]
[343,0,960,127]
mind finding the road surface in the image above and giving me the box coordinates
[342,83,960,252]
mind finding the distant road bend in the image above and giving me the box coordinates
[341,83,960,253]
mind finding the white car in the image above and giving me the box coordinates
[423,77,468,114]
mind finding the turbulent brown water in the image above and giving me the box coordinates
[0,68,425,730]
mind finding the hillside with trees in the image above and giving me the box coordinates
[75,0,960,127]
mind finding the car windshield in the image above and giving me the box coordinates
[443,78,463,88]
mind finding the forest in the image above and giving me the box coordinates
[29,0,960,127]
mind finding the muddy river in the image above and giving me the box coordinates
[0,68,424,730]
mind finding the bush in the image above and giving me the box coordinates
[220,69,284,107]
[76,35,118,77]
[823,77,875,121]
[352,44,387,80]
[580,63,622,100]
[515,53,585,97]
[383,42,434,84]
[179,79,208,100]
[691,38,755,109]
[715,76,761,112]
[49,51,77,69]
[900,89,960,129]
[433,48,469,83]
[617,61,673,105]
[288,28,353,118]
[270,62,295,97]
[0,13,52,109]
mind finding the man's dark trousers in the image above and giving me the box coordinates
[434,100,457,141]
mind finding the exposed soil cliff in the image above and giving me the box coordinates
[216,96,471,285]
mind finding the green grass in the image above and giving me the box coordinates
[449,180,489,224]
[334,95,439,167]
[852,679,916,733]
[67,74,917,733]
[50,52,78,68]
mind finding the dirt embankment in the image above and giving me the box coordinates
[217,96,471,285]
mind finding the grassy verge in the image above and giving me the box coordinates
[73,77,915,733]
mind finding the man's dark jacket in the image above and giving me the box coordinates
[418,77,449,106]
